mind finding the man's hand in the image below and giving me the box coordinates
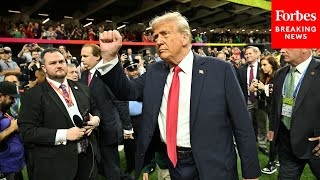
[99,30,122,63]
[308,136,320,156]
[66,127,86,141]
[142,173,149,180]
[249,83,256,92]
[9,119,19,131]
[267,131,274,141]
[84,113,99,136]
[123,129,134,139]
[124,133,134,139]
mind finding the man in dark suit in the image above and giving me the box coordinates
[269,48,320,179]
[237,46,269,156]
[18,48,101,180]
[96,12,260,180]
[80,44,133,180]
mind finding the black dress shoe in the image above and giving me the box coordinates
[259,147,270,156]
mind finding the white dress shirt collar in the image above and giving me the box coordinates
[174,50,193,75]
[293,55,312,74]
[46,77,68,88]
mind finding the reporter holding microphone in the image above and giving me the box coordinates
[18,48,101,180]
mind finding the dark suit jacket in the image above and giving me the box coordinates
[237,62,261,103]
[18,80,100,180]
[270,58,320,159]
[81,70,132,146]
[100,53,260,179]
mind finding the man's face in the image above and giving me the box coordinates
[81,47,100,70]
[217,54,226,61]
[35,70,46,84]
[0,95,14,112]
[42,52,67,81]
[245,48,258,64]
[127,48,132,55]
[125,68,139,79]
[66,66,79,81]
[1,50,11,60]
[32,51,40,61]
[59,46,66,53]
[280,48,304,64]
[153,21,187,65]
[4,75,20,87]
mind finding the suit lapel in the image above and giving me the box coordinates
[190,54,206,129]
[293,59,319,115]
[69,80,86,115]
[81,71,89,85]
[152,62,170,121]
[276,66,289,116]
[256,62,261,80]
[89,71,99,88]
[241,63,248,95]
[242,63,248,82]
[44,81,73,127]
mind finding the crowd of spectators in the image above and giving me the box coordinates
[0,20,271,44]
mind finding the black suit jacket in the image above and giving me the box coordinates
[237,62,261,103]
[100,53,260,179]
[270,58,320,159]
[18,80,100,180]
[81,70,131,146]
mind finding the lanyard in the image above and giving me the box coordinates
[282,68,307,99]
[48,82,73,106]
[4,112,14,120]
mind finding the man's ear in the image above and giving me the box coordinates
[41,65,46,73]
[181,33,189,47]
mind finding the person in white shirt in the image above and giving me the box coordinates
[95,12,260,180]
[18,47,100,180]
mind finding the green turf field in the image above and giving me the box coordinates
[22,147,315,180]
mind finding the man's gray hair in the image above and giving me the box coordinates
[150,11,192,43]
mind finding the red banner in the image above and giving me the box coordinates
[272,0,320,48]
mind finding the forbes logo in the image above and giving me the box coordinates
[275,10,317,21]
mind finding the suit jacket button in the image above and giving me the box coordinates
[141,153,144,156]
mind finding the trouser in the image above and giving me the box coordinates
[247,100,267,149]
[277,122,320,179]
[99,143,121,180]
[124,115,142,173]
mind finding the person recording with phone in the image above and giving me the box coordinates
[249,56,281,175]
[27,49,42,81]
[18,48,101,180]
[237,46,269,156]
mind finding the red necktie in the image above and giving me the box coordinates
[166,66,181,167]
[249,65,256,102]
[88,72,92,85]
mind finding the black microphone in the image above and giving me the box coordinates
[73,115,88,127]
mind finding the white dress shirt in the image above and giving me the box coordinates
[158,50,193,148]
[47,78,83,151]
[96,50,194,148]
[247,60,259,96]
[290,55,312,92]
